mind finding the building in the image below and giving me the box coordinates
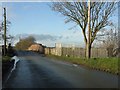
[28,43,45,54]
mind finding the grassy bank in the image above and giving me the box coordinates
[47,55,119,75]
[2,56,11,62]
[2,56,14,79]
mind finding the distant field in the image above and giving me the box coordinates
[47,55,119,75]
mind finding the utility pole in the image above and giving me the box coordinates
[3,7,7,56]
[86,0,91,59]
[118,2,120,57]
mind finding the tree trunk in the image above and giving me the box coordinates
[86,43,91,59]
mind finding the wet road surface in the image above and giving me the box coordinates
[3,51,118,88]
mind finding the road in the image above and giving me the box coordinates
[3,51,118,88]
[0,55,2,89]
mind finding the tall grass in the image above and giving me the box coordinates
[47,55,119,75]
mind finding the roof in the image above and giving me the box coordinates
[28,44,43,51]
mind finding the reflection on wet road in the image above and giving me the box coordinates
[3,51,118,88]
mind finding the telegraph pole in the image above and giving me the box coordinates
[86,0,91,59]
[117,2,120,58]
[3,7,7,56]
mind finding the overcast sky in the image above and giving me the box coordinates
[1,2,118,47]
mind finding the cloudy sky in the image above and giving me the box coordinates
[1,2,118,47]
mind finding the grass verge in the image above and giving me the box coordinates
[47,55,119,75]
[2,56,14,81]
[2,56,11,62]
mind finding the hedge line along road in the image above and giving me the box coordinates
[3,51,118,88]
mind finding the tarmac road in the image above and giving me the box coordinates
[3,51,118,88]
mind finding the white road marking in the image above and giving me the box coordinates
[73,64,78,67]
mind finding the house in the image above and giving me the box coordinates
[28,43,45,54]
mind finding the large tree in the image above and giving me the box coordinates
[15,36,36,50]
[51,2,115,58]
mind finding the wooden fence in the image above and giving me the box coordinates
[45,47,108,58]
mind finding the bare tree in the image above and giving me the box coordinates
[0,22,2,32]
[15,36,36,50]
[51,2,115,58]
[0,20,11,43]
[100,27,118,57]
